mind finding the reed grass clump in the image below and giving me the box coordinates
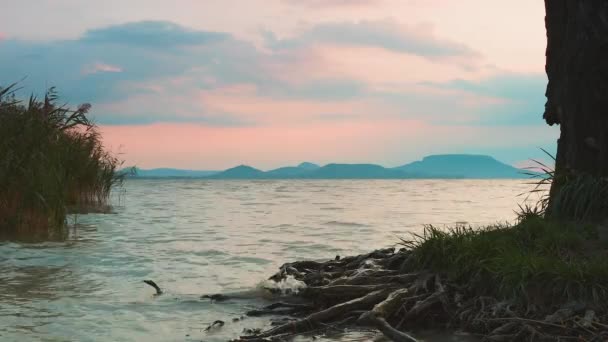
[0,84,125,238]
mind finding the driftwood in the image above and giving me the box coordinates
[143,280,163,295]
[205,320,225,331]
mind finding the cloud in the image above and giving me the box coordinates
[82,62,123,75]
[437,73,547,100]
[0,21,255,105]
[266,20,479,61]
[0,20,543,132]
[0,3,556,168]
[0,20,388,124]
[81,21,230,47]
[422,73,548,125]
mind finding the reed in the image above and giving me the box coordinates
[0,84,126,237]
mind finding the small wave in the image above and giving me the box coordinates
[323,221,369,227]
[192,249,229,257]
[226,256,273,265]
[273,224,294,229]
[257,275,307,296]
[241,202,277,206]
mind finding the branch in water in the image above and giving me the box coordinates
[143,280,163,295]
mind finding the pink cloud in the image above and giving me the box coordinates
[392,0,546,73]
[93,70,513,129]
[0,32,6,41]
[82,62,123,75]
[264,44,491,89]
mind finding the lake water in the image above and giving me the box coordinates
[0,179,538,342]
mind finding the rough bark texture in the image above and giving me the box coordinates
[544,1,608,192]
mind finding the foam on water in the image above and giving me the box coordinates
[257,275,307,296]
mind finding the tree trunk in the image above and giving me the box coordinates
[544,0,608,212]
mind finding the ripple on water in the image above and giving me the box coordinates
[241,202,277,206]
[224,256,273,266]
[322,220,370,227]
[320,207,344,211]
[0,179,534,341]
[192,249,230,257]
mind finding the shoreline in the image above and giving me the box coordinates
[224,218,608,342]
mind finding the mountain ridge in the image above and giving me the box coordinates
[394,154,526,179]
[127,154,533,179]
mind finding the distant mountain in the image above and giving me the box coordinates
[304,163,414,179]
[266,167,310,178]
[126,155,530,180]
[265,162,321,178]
[207,165,265,179]
[207,163,454,180]
[129,168,218,178]
[297,162,320,170]
[394,154,527,179]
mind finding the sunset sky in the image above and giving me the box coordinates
[0,0,557,170]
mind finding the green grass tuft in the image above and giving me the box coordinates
[550,173,608,222]
[400,217,608,307]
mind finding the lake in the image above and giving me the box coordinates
[0,179,538,341]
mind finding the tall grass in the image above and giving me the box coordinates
[400,217,608,306]
[0,84,126,238]
[519,148,608,222]
[549,173,608,222]
[518,148,556,217]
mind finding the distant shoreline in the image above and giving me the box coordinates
[126,154,538,180]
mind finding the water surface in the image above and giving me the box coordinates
[0,179,537,341]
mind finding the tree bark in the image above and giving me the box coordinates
[544,0,608,206]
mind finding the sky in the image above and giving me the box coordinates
[0,0,558,170]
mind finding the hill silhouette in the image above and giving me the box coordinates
[128,154,532,179]
[394,154,526,179]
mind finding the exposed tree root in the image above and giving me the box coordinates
[246,302,315,317]
[239,288,395,340]
[358,288,418,342]
[215,248,608,341]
